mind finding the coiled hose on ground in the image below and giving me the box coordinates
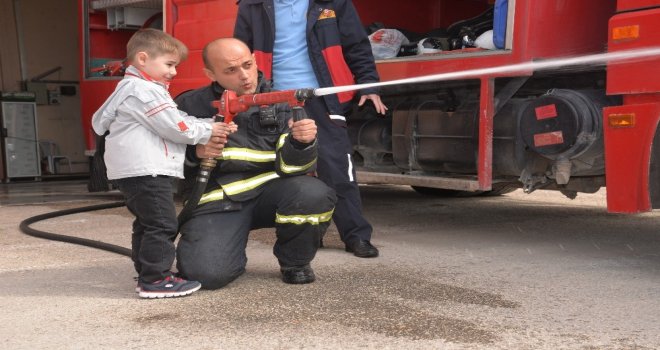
[19,201,131,257]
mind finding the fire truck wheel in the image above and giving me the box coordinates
[479,183,519,196]
[411,186,481,197]
[411,183,518,197]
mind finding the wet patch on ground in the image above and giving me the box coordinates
[127,264,518,344]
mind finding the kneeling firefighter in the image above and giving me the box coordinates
[174,38,336,289]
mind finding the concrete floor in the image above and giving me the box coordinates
[1,179,659,349]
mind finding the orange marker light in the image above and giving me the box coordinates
[608,113,635,128]
[612,25,640,41]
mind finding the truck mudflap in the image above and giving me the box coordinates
[603,102,660,213]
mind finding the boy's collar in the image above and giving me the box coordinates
[125,65,170,89]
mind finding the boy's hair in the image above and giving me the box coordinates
[126,28,189,63]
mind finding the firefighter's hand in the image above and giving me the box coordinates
[288,118,317,144]
[197,137,225,159]
[358,94,388,115]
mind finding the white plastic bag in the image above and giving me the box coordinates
[474,29,496,50]
[368,29,409,59]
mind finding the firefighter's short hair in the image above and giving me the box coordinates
[126,28,189,63]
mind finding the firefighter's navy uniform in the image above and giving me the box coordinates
[175,75,336,289]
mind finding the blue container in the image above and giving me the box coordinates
[493,0,508,49]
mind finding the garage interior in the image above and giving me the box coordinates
[0,0,86,181]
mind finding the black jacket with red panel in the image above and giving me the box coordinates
[234,0,380,116]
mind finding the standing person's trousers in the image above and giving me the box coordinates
[304,97,374,246]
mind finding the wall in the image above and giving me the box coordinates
[0,0,86,175]
[0,0,22,92]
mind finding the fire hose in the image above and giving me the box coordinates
[19,201,131,257]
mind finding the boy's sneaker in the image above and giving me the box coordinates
[138,275,201,299]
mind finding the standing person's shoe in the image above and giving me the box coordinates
[138,275,201,299]
[280,264,316,284]
[345,240,379,258]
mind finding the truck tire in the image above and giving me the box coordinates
[411,183,518,197]
[479,183,519,196]
[411,186,481,197]
[650,125,660,209]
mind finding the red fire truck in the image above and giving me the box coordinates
[79,0,660,213]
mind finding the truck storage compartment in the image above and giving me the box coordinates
[353,0,510,61]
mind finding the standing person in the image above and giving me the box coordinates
[174,38,336,289]
[92,28,229,298]
[235,0,387,258]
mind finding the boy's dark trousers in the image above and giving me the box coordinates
[113,175,178,283]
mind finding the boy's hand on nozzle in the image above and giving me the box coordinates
[211,122,237,137]
[288,118,317,144]
[227,122,238,134]
[198,122,237,159]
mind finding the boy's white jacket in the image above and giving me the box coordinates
[92,65,213,180]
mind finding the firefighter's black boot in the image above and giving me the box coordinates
[280,264,315,284]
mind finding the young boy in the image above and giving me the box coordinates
[92,28,228,298]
